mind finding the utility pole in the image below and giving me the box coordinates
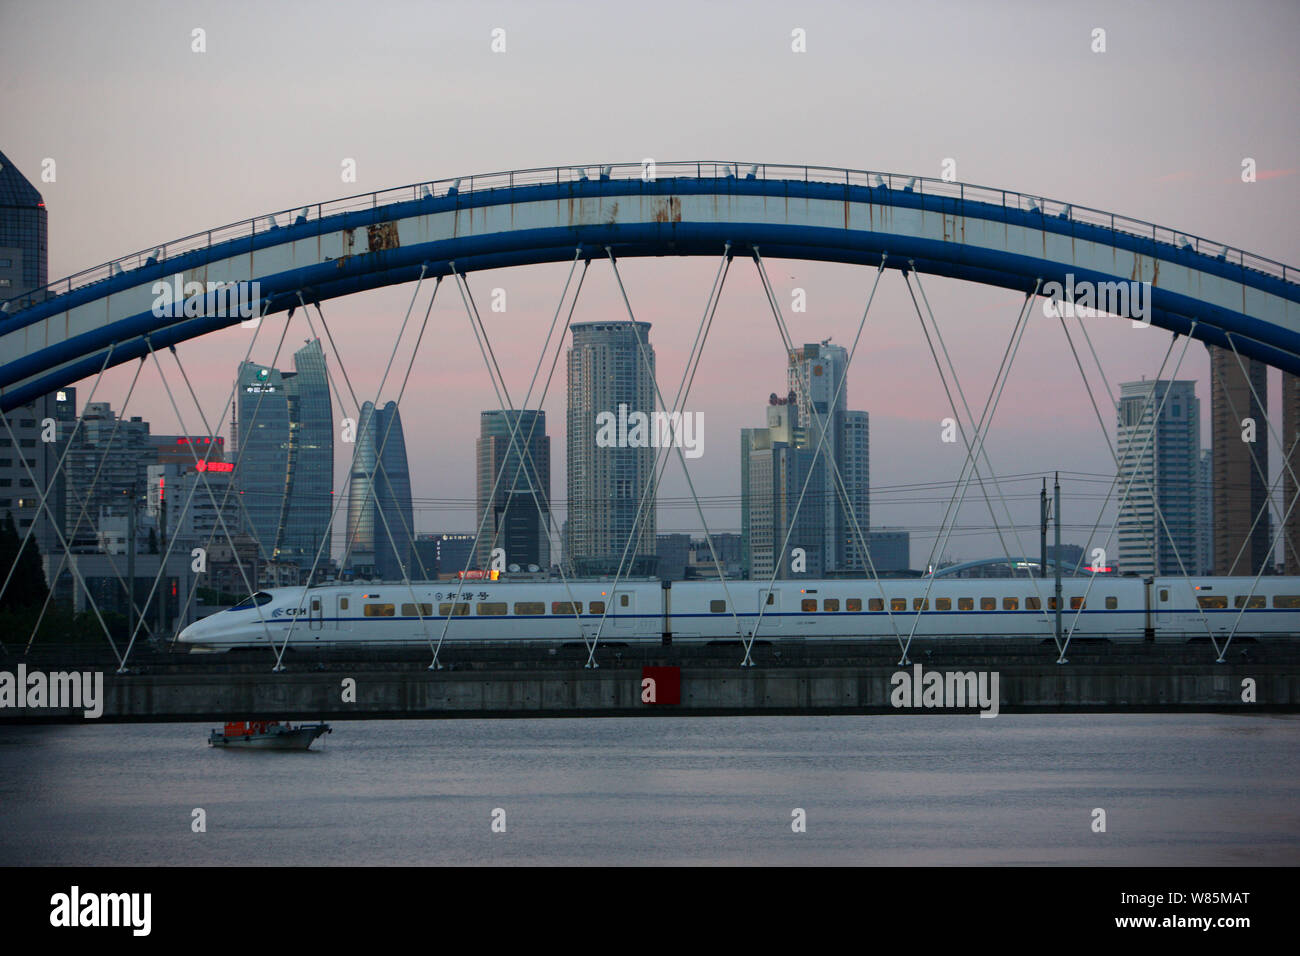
[125,484,136,644]
[1040,478,1048,578]
[1054,472,1064,660]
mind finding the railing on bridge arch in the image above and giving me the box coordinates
[4,160,1294,315]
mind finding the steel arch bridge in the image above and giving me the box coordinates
[1,160,1298,412]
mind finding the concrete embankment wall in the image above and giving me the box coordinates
[3,661,1294,723]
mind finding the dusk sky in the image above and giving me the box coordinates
[2,0,1297,567]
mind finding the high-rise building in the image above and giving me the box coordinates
[786,341,870,573]
[745,399,825,579]
[0,150,71,564]
[839,409,871,568]
[232,339,333,570]
[566,321,657,576]
[788,341,846,569]
[1115,379,1200,575]
[1198,449,1214,575]
[411,532,476,579]
[1208,346,1270,575]
[0,148,47,304]
[346,401,413,581]
[1281,373,1300,573]
[63,401,156,552]
[475,409,550,570]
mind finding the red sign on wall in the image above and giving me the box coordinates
[641,666,681,705]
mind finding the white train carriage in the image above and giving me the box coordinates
[176,575,1300,651]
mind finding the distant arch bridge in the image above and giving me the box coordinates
[2,160,1298,411]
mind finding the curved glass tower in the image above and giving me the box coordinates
[233,339,333,572]
[346,401,413,581]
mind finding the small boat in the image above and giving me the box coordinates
[208,720,332,751]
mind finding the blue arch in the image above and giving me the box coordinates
[2,162,1297,411]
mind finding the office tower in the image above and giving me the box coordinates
[745,398,825,579]
[839,409,871,568]
[1208,346,1270,575]
[0,148,47,303]
[1115,379,1200,575]
[1198,449,1214,575]
[346,401,413,580]
[656,533,691,580]
[63,401,156,551]
[411,532,476,579]
[1281,373,1300,573]
[786,341,870,573]
[0,150,72,564]
[866,529,910,573]
[566,321,657,576]
[475,409,550,570]
[232,339,333,570]
[150,435,226,465]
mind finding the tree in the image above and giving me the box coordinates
[0,511,48,612]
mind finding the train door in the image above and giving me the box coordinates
[1152,582,1171,636]
[756,587,782,633]
[309,596,322,631]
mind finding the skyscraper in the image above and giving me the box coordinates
[1283,373,1300,573]
[346,401,413,581]
[786,341,870,573]
[566,321,657,576]
[744,397,825,579]
[232,339,333,570]
[1,150,71,563]
[1115,379,1200,575]
[1208,346,1270,575]
[476,409,550,570]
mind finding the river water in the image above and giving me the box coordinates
[1,714,1296,865]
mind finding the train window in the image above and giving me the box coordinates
[1026,597,1041,610]
[340,598,349,610]
[846,598,862,612]
[311,599,320,612]
[589,601,606,615]
[1197,595,1227,609]
[823,598,839,612]
[958,597,974,610]
[869,598,883,611]
[711,600,728,613]
[621,594,630,607]
[891,598,906,612]
[1233,595,1264,609]
[401,603,434,617]
[1070,597,1086,610]
[364,603,395,617]
[1160,589,1169,601]
[801,599,817,612]
[913,598,929,611]
[765,592,775,605]
[1105,597,1118,610]
[514,602,545,615]
[980,597,995,611]
[1003,597,1019,610]
[1273,595,1300,608]
[229,591,274,611]
[477,602,508,616]
[936,598,951,611]
[438,602,470,616]
[552,601,583,615]
[1047,597,1058,611]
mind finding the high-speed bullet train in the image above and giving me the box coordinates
[175,576,1300,651]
